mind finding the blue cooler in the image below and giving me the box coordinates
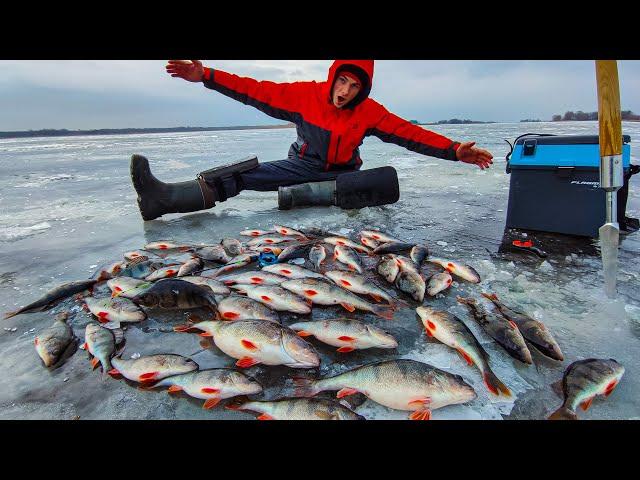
[505,134,635,237]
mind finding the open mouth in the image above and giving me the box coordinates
[337,96,346,103]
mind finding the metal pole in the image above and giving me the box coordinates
[595,61,623,299]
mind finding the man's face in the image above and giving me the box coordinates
[332,73,362,108]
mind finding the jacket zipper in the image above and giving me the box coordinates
[334,135,341,163]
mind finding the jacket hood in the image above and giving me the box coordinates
[326,60,374,109]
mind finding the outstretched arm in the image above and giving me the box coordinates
[166,60,308,124]
[368,105,493,169]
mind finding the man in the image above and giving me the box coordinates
[131,60,493,220]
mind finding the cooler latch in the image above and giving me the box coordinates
[523,139,537,156]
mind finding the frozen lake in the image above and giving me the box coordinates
[1,121,639,420]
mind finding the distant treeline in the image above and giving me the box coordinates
[421,119,496,125]
[551,110,640,121]
[0,124,296,140]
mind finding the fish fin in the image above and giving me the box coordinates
[337,347,355,353]
[292,377,318,397]
[550,379,564,398]
[203,398,222,410]
[201,387,220,394]
[174,323,199,333]
[340,303,356,313]
[90,357,100,369]
[604,380,619,397]
[199,332,213,337]
[481,292,499,302]
[580,397,594,411]
[456,348,475,366]
[224,401,244,411]
[81,342,88,350]
[139,371,159,382]
[408,398,432,408]
[425,328,434,337]
[548,406,578,420]
[257,413,274,420]
[199,339,212,349]
[369,293,384,303]
[296,331,313,337]
[483,370,511,397]
[372,305,394,320]
[236,357,260,368]
[409,410,432,421]
[137,383,158,391]
[338,336,355,342]
[314,410,336,420]
[111,328,125,346]
[241,339,259,351]
[336,388,359,399]
[167,385,183,393]
[3,310,19,319]
[107,368,122,379]
[114,341,127,358]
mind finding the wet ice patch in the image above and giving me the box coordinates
[0,222,52,241]
[15,173,88,188]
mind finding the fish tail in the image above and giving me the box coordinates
[224,400,246,412]
[483,369,511,397]
[174,323,198,333]
[548,405,577,420]
[456,296,474,306]
[225,395,253,412]
[101,358,113,380]
[292,376,320,398]
[372,304,395,320]
[481,292,499,303]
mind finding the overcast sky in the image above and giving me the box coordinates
[1,60,639,131]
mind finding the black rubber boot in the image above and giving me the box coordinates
[131,154,261,220]
[130,155,211,220]
[278,166,400,210]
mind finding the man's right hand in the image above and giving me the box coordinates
[165,60,205,82]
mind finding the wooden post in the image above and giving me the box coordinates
[596,61,623,157]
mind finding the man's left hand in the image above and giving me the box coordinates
[456,141,494,169]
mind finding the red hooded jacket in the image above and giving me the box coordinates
[202,60,460,171]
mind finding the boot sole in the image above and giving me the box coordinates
[130,154,161,221]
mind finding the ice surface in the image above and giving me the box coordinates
[1,122,639,420]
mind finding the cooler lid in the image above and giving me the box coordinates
[509,134,632,169]
[515,134,631,145]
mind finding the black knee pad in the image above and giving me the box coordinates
[335,166,399,209]
[199,155,258,202]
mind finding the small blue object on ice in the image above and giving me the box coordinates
[258,252,279,267]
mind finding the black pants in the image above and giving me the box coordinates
[219,156,359,197]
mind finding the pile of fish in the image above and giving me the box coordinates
[3,224,625,420]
